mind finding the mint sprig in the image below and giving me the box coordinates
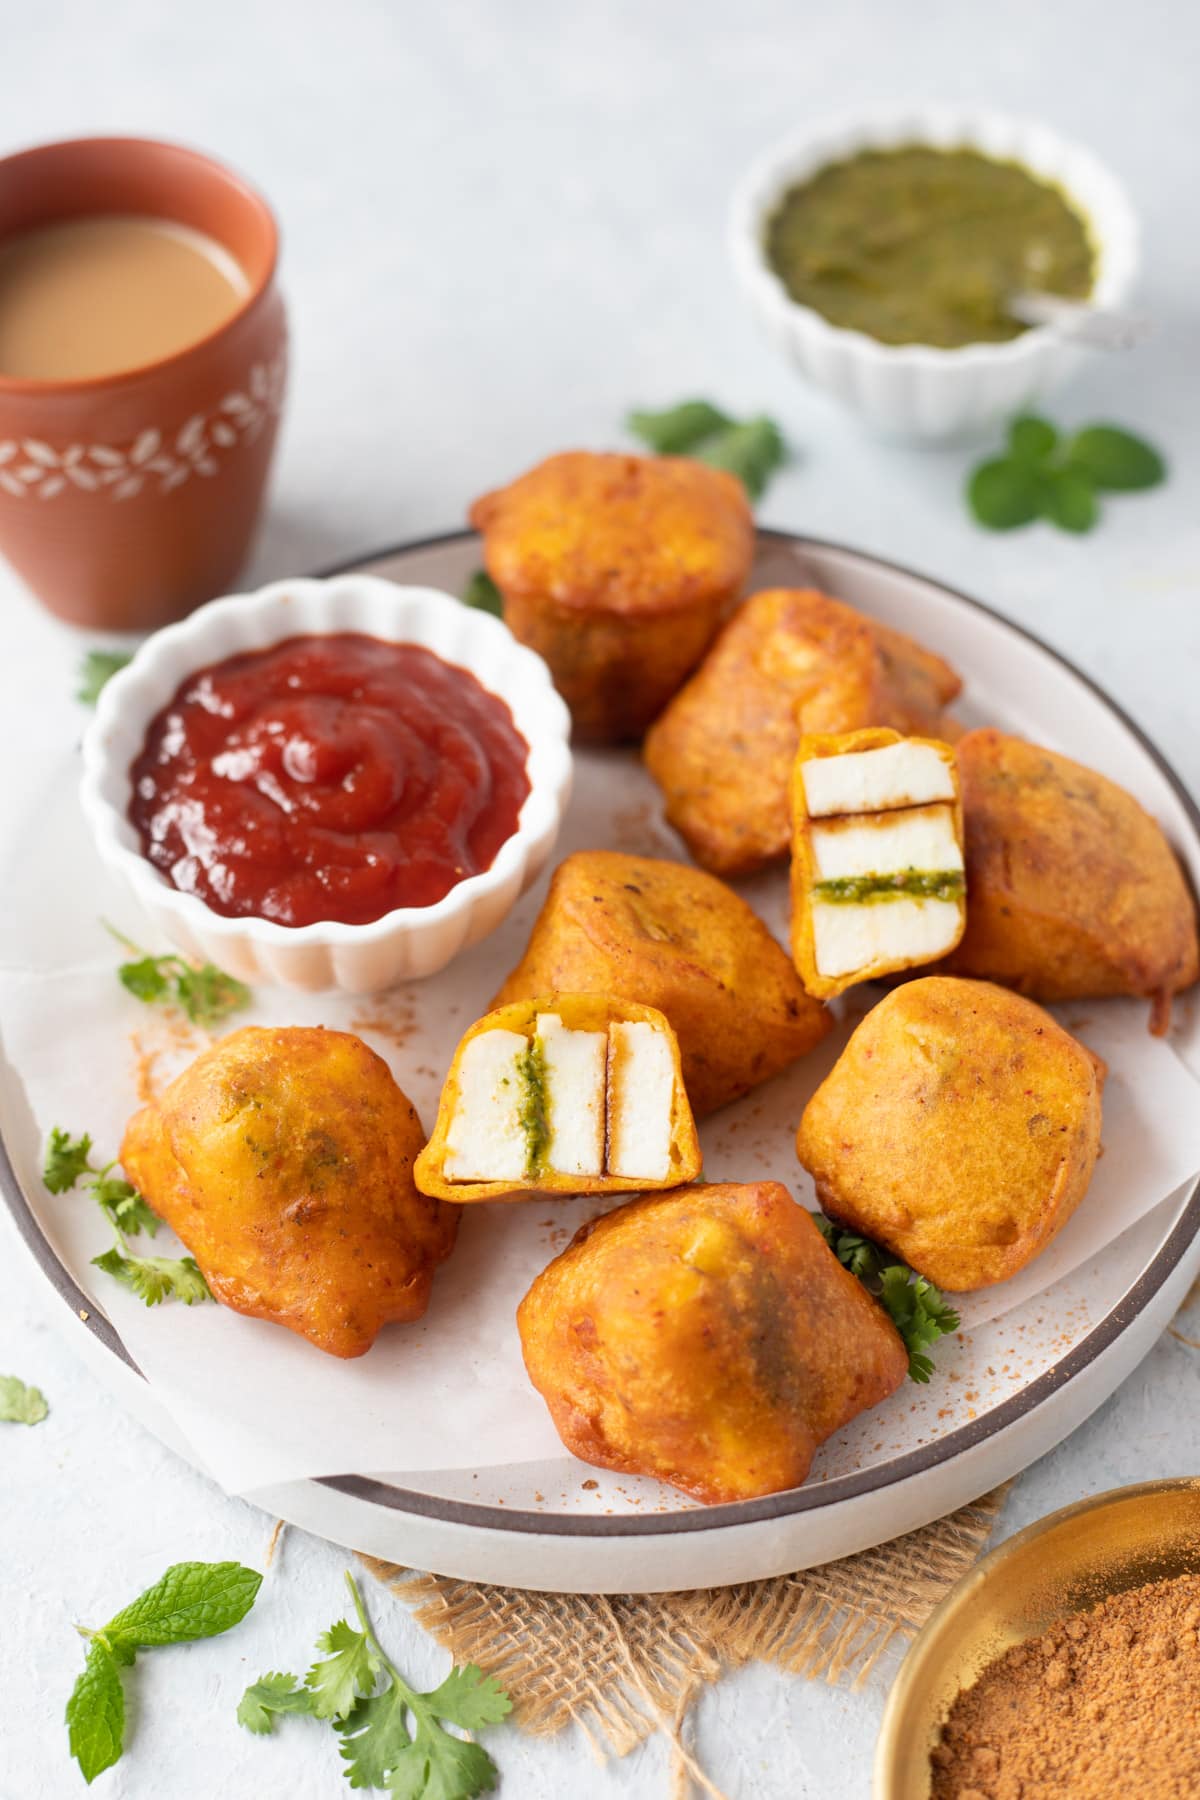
[238,1569,512,1797]
[627,397,788,501]
[967,414,1166,533]
[815,1217,959,1382]
[67,1562,262,1783]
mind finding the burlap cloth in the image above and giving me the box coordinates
[359,1482,1008,1780]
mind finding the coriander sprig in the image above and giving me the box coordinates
[967,414,1166,534]
[0,1374,48,1424]
[239,1569,512,1798]
[815,1217,959,1382]
[627,397,788,501]
[66,1562,262,1783]
[105,922,250,1029]
[77,649,133,706]
[43,1127,211,1308]
[461,569,504,617]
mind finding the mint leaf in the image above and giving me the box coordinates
[43,1128,94,1194]
[1007,415,1057,464]
[1066,424,1166,491]
[967,458,1040,529]
[425,1665,513,1732]
[695,415,786,501]
[238,1672,315,1735]
[104,1561,262,1650]
[0,1374,48,1424]
[66,1640,124,1784]
[626,399,734,454]
[77,650,132,706]
[305,1619,380,1722]
[92,1247,211,1307]
[1038,467,1098,534]
[878,1266,961,1383]
[461,570,504,618]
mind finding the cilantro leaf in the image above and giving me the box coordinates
[967,457,1041,529]
[813,1217,883,1283]
[695,415,787,501]
[92,1175,160,1238]
[388,1729,498,1800]
[103,1561,262,1649]
[66,1640,124,1784]
[878,1265,961,1383]
[92,1247,211,1307]
[77,649,133,706]
[305,1618,381,1722]
[43,1128,94,1194]
[626,399,734,454]
[461,570,504,617]
[238,1672,315,1735]
[1066,424,1166,491]
[1007,414,1057,464]
[116,955,172,1005]
[106,922,251,1028]
[339,1686,413,1788]
[0,1374,48,1424]
[425,1665,513,1732]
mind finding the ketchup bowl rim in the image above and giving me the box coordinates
[79,575,574,991]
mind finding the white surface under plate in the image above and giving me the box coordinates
[2,530,1199,1592]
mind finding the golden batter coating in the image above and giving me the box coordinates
[120,1026,458,1358]
[796,977,1105,1292]
[492,849,831,1116]
[643,587,963,877]
[468,450,754,742]
[941,729,1200,1032]
[517,1181,908,1504]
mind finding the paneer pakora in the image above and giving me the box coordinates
[469,450,754,742]
[120,1026,458,1358]
[643,587,963,876]
[941,728,1200,1032]
[796,977,1105,1292]
[492,849,831,1116]
[517,1181,909,1504]
[791,728,966,998]
[414,993,701,1202]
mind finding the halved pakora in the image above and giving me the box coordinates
[791,728,966,998]
[796,977,1105,1292]
[469,450,754,742]
[414,994,701,1202]
[643,587,963,876]
[492,849,831,1116]
[120,1026,458,1358]
[517,1181,909,1504]
[941,729,1200,1032]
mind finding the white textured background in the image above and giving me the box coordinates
[2,2,1200,1794]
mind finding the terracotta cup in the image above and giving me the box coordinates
[0,136,287,631]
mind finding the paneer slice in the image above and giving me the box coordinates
[442,1028,529,1181]
[535,1012,606,1176]
[810,803,963,884]
[811,896,964,980]
[801,738,955,818]
[606,1021,674,1182]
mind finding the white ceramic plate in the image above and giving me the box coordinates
[3,529,1199,1592]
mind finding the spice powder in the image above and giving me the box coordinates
[930,1570,1200,1799]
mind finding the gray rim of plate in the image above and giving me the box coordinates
[4,526,1198,1538]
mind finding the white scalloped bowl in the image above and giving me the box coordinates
[80,575,573,993]
[730,106,1140,441]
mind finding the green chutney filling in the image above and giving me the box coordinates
[813,870,966,905]
[765,145,1094,348]
[517,1037,551,1175]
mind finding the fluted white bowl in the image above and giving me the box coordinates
[80,575,573,993]
[730,106,1140,442]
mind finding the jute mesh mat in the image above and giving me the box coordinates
[359,1483,1007,1769]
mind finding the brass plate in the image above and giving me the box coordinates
[874,1477,1200,1798]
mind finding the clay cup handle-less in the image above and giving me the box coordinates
[0,136,287,631]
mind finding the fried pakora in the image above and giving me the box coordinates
[468,450,754,742]
[517,1181,908,1504]
[492,850,831,1116]
[643,587,963,876]
[414,993,701,1202]
[940,729,1199,1032]
[120,1026,458,1357]
[791,728,966,998]
[796,977,1105,1292]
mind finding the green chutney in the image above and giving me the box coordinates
[764,146,1095,348]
